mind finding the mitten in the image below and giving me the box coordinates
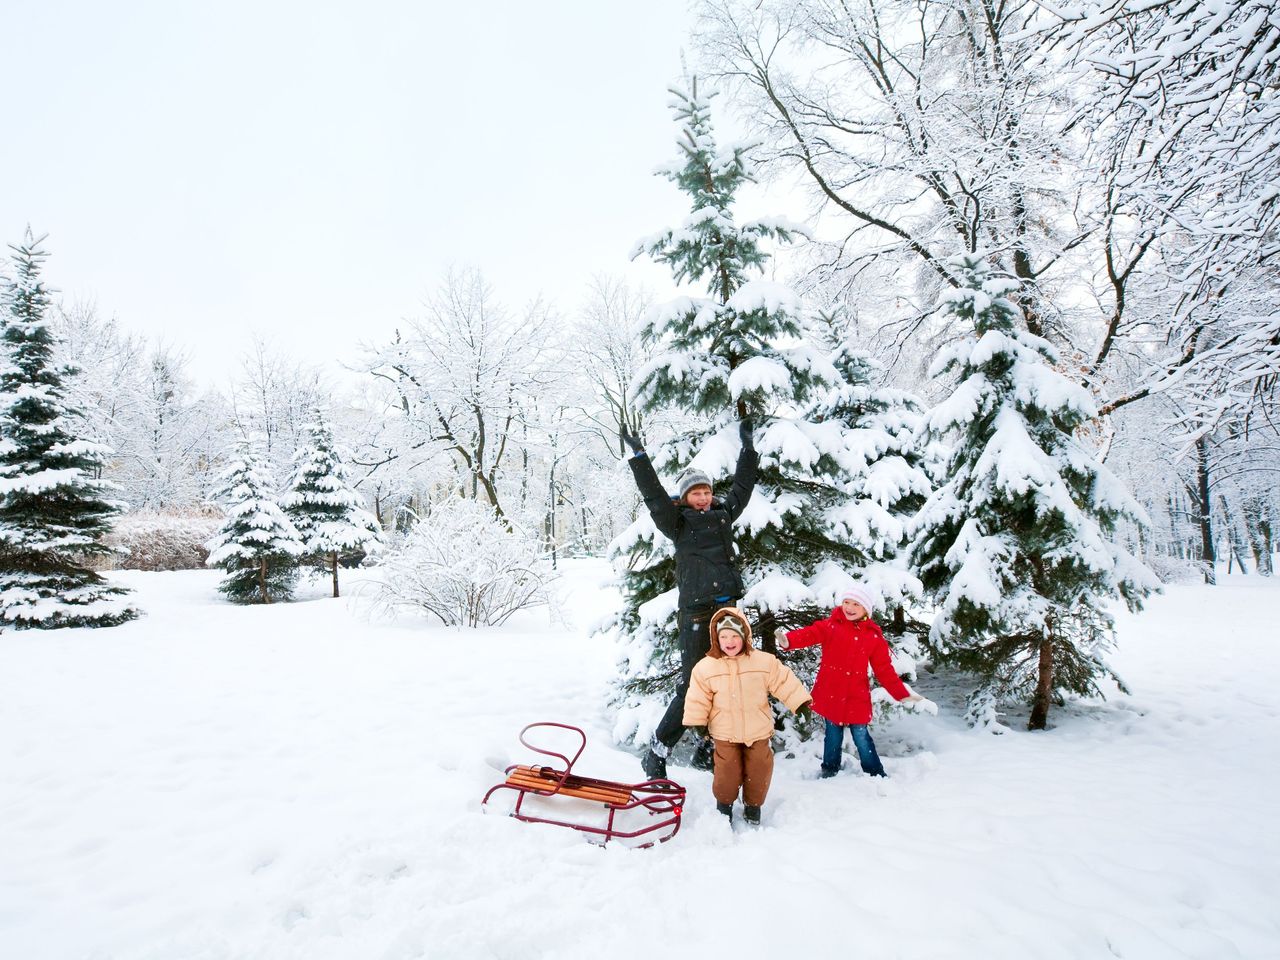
[773,626,790,650]
[690,725,709,739]
[795,700,813,722]
[739,417,755,451]
[619,426,645,456]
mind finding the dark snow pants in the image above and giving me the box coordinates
[652,602,739,750]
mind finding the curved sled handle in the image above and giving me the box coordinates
[517,722,587,778]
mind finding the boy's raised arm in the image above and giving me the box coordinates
[623,428,680,539]
[723,419,760,521]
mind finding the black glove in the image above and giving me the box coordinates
[795,701,813,722]
[690,725,709,739]
[620,426,644,456]
[739,417,755,451]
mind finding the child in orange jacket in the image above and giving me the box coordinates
[777,586,929,778]
[684,607,811,825]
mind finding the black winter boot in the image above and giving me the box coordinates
[641,749,667,781]
[691,737,715,771]
[743,804,762,825]
[716,801,733,819]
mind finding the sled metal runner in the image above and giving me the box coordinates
[481,722,685,847]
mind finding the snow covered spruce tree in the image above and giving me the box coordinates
[206,438,303,604]
[910,254,1157,731]
[0,233,138,629]
[608,79,914,746]
[282,411,382,597]
[807,337,933,645]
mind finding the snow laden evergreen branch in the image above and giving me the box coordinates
[910,252,1157,730]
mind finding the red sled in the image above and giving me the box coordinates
[481,722,685,847]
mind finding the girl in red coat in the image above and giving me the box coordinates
[777,585,926,778]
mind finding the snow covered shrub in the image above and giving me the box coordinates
[370,498,555,627]
[1143,554,1208,585]
[104,510,222,570]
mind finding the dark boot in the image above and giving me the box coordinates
[716,801,733,819]
[743,804,761,825]
[691,737,715,771]
[641,749,667,781]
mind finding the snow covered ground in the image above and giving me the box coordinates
[2,562,1278,960]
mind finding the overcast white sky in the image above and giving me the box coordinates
[0,0,783,386]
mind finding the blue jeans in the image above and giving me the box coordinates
[822,720,886,777]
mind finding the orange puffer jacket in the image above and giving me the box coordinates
[683,608,811,745]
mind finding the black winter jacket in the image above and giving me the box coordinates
[629,447,759,611]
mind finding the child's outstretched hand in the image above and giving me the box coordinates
[903,693,939,716]
[795,700,813,722]
[774,627,789,650]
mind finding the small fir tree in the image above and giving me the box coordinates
[206,439,303,604]
[0,233,138,629]
[910,254,1158,730]
[282,410,383,597]
[807,337,933,650]
[607,80,898,744]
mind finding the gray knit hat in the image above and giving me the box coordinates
[676,469,713,501]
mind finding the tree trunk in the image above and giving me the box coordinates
[756,608,778,656]
[1219,496,1249,574]
[1028,630,1054,731]
[1261,512,1275,577]
[331,551,340,598]
[890,604,906,637]
[258,557,271,604]
[1196,435,1216,584]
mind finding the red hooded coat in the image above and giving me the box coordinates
[784,607,911,724]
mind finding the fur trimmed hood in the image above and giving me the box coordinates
[708,607,753,657]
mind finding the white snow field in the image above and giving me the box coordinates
[2,562,1278,960]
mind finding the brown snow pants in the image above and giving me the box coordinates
[712,738,774,806]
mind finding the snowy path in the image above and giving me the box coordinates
[2,565,1278,959]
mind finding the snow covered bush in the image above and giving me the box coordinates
[369,498,556,627]
[105,509,222,570]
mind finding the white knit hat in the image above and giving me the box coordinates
[840,585,877,615]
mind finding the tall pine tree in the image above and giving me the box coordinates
[807,336,933,650]
[910,254,1157,730]
[0,233,137,629]
[206,438,303,604]
[607,80,903,745]
[282,410,383,598]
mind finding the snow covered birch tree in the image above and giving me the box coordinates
[0,233,138,630]
[609,79,915,742]
[206,439,303,604]
[282,411,383,597]
[910,255,1158,730]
